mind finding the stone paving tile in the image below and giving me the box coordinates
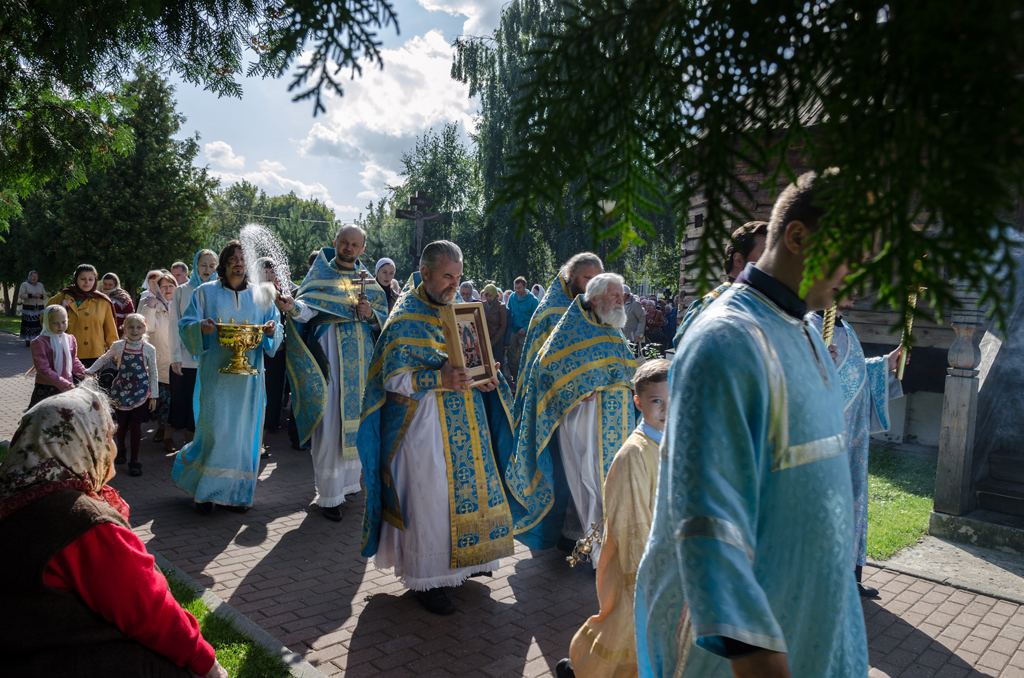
[2,329,1024,676]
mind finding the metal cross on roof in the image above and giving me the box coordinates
[395,191,445,261]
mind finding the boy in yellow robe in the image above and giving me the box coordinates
[558,358,672,678]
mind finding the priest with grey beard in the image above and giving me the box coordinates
[505,272,638,558]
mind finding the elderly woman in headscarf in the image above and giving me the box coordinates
[0,385,227,678]
[18,270,47,346]
[141,273,178,451]
[138,269,163,308]
[100,272,135,337]
[168,250,217,451]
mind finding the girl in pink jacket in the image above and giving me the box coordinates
[29,305,87,408]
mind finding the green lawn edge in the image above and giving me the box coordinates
[0,316,22,335]
[866,447,937,561]
[164,570,291,678]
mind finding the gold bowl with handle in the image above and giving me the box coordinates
[216,321,265,375]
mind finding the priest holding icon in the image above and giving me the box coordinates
[356,240,519,616]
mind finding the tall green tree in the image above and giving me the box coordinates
[358,196,412,277]
[453,0,675,287]
[205,180,338,281]
[2,0,400,233]
[389,123,491,278]
[47,67,217,297]
[482,0,1024,327]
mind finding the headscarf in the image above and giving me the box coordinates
[532,284,546,303]
[60,277,112,304]
[375,258,396,276]
[188,249,218,288]
[139,270,162,300]
[482,284,500,299]
[100,273,132,307]
[26,270,38,284]
[39,305,72,379]
[0,384,128,522]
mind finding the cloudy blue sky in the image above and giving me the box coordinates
[171,1,503,221]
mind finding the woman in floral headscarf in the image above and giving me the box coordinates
[0,385,226,678]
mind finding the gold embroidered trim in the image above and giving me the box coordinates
[675,515,754,563]
[773,432,847,471]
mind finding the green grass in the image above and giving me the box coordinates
[164,570,291,678]
[866,447,937,561]
[0,315,21,334]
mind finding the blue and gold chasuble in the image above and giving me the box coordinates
[356,284,518,569]
[287,249,388,448]
[635,284,867,678]
[511,274,574,428]
[506,296,637,549]
[172,280,282,506]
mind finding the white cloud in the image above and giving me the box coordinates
[210,169,358,217]
[416,0,502,35]
[258,159,287,172]
[205,141,246,170]
[356,163,405,201]
[296,29,477,199]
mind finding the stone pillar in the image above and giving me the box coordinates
[934,284,985,515]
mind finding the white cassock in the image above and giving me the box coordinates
[557,398,605,564]
[373,372,499,591]
[292,305,364,508]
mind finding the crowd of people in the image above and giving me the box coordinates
[3,170,907,677]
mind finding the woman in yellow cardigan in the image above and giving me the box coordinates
[47,265,119,367]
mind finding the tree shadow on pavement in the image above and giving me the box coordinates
[119,430,309,590]
[863,600,994,677]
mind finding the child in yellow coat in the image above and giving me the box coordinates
[559,359,672,678]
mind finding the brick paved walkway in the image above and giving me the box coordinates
[2,329,1023,677]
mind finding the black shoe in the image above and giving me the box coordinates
[323,506,343,522]
[556,658,576,678]
[556,536,577,553]
[115,453,127,465]
[416,588,456,615]
[128,461,143,477]
[858,582,879,598]
[225,505,249,513]
[195,501,214,515]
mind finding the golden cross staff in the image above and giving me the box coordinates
[897,286,924,381]
[821,302,838,347]
[352,268,372,317]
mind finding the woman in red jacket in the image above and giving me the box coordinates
[0,384,227,678]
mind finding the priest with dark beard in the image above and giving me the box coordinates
[504,272,637,554]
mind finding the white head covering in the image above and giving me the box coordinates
[375,258,396,276]
[39,305,71,379]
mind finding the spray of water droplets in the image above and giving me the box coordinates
[239,223,292,310]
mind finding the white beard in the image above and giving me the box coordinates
[596,306,627,328]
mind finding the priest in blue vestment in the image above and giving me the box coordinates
[172,240,282,514]
[506,273,637,553]
[511,252,603,423]
[279,225,389,522]
[807,295,904,597]
[635,172,868,678]
[357,240,518,616]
